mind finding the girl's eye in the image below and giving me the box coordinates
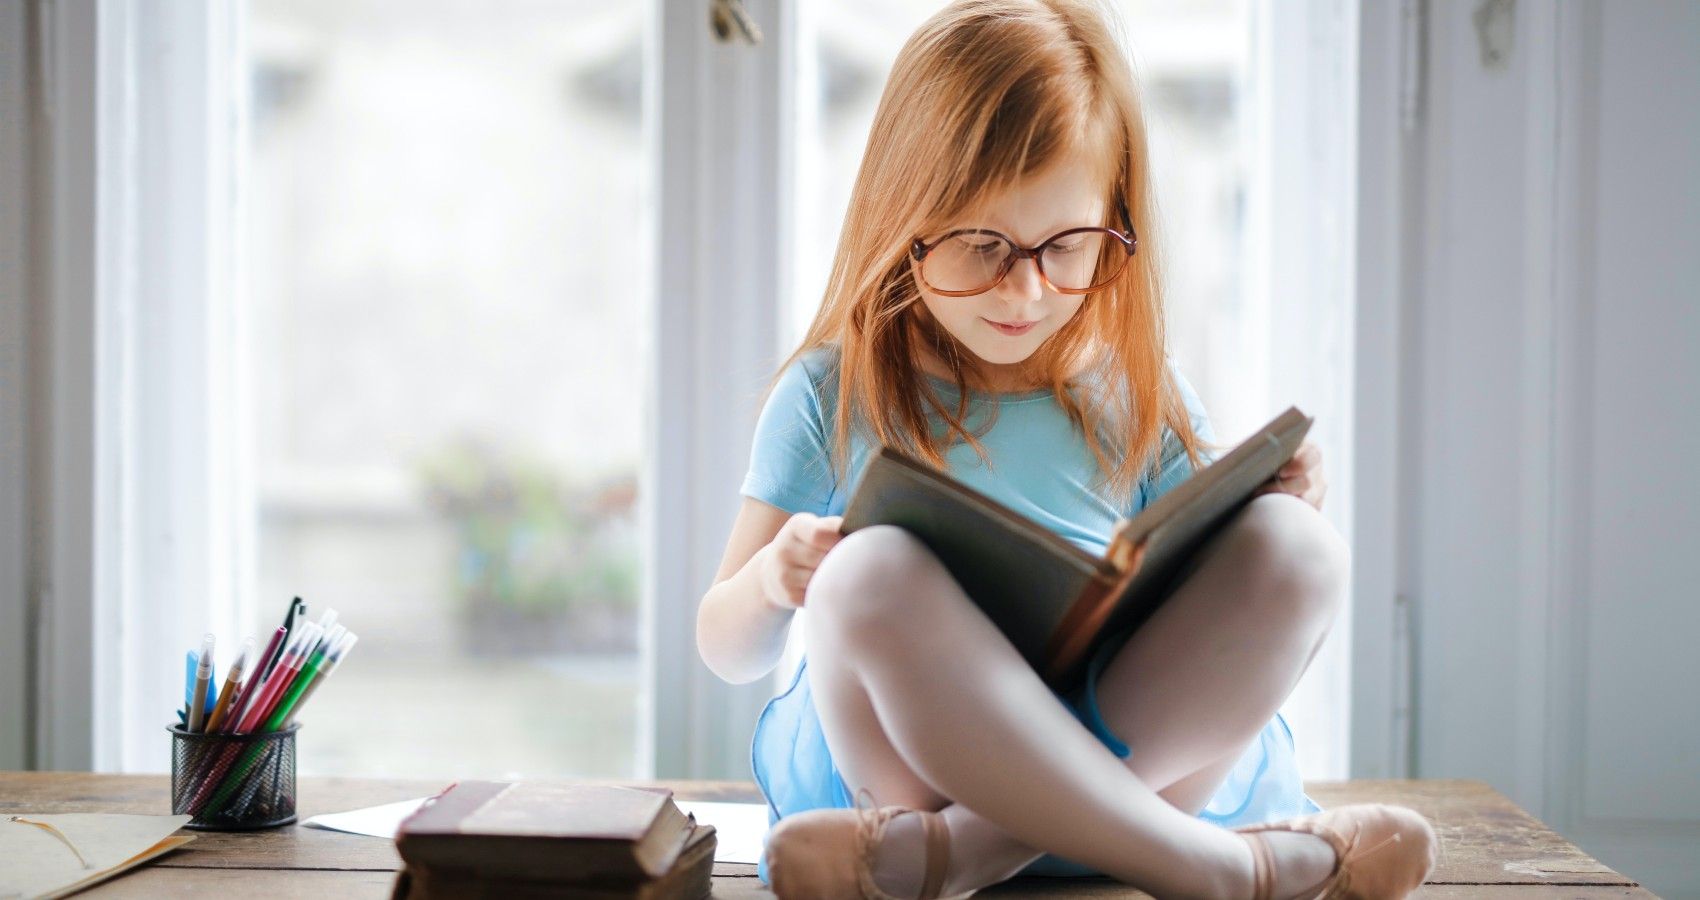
[963,240,1002,255]
[1047,240,1085,255]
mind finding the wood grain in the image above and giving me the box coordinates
[0,773,1653,898]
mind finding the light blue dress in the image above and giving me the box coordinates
[740,345,1321,884]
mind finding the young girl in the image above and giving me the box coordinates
[696,2,1438,898]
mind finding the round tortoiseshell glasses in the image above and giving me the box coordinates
[909,198,1138,297]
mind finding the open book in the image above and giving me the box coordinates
[0,813,195,900]
[839,406,1313,692]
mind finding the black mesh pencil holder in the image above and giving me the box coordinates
[169,723,300,830]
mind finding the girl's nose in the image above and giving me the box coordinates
[995,255,1045,303]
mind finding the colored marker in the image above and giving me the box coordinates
[204,636,254,734]
[187,634,215,732]
[223,626,285,733]
[280,631,357,728]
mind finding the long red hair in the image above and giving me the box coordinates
[764,0,1205,508]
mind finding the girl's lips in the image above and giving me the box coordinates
[983,317,1038,335]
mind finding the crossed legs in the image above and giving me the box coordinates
[800,492,1348,900]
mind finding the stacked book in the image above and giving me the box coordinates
[391,781,716,900]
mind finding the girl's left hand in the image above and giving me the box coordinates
[1254,439,1327,511]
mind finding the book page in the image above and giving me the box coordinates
[0,813,193,900]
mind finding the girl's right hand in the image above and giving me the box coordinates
[760,513,845,610]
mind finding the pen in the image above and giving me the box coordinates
[305,623,346,676]
[224,626,286,732]
[204,636,254,733]
[213,629,357,816]
[188,634,215,732]
[248,624,338,807]
[235,622,322,735]
[262,597,306,682]
[265,630,336,731]
[298,611,339,662]
[183,651,214,720]
[279,632,356,727]
[184,622,319,814]
[184,628,293,789]
[190,622,323,815]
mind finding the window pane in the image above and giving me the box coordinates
[243,0,649,779]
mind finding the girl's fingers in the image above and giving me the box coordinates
[1254,462,1327,510]
[1279,441,1322,479]
[789,539,829,570]
[809,516,846,548]
[1257,472,1309,499]
[782,566,812,596]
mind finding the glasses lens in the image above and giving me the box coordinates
[1041,229,1116,291]
[922,232,1011,293]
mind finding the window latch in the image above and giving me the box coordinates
[710,0,763,45]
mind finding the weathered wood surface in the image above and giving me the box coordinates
[0,773,1654,897]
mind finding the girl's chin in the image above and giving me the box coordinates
[960,341,1040,367]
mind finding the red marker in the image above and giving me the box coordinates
[234,623,321,735]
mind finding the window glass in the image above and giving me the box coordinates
[244,0,649,779]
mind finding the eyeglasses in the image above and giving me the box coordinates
[909,198,1138,297]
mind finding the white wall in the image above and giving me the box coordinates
[1401,1,1699,895]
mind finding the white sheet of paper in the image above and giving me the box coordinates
[302,796,772,865]
[674,799,769,865]
[301,796,432,839]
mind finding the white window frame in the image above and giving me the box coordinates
[1247,0,1363,782]
[1345,0,1417,779]
[644,0,800,779]
[1247,0,1415,781]
[8,0,1401,783]
[15,0,249,772]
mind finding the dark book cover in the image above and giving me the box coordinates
[840,406,1313,692]
[391,821,717,900]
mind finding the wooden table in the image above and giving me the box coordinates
[0,773,1653,898]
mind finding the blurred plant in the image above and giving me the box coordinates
[417,437,638,619]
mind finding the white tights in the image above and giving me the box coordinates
[801,492,1349,900]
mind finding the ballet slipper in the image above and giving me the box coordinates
[764,786,975,900]
[1233,802,1438,900]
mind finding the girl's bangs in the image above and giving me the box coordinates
[922,98,1124,236]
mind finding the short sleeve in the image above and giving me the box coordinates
[739,356,837,516]
[1139,362,1218,509]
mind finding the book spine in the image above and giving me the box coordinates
[1042,566,1139,688]
[1104,520,1140,573]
